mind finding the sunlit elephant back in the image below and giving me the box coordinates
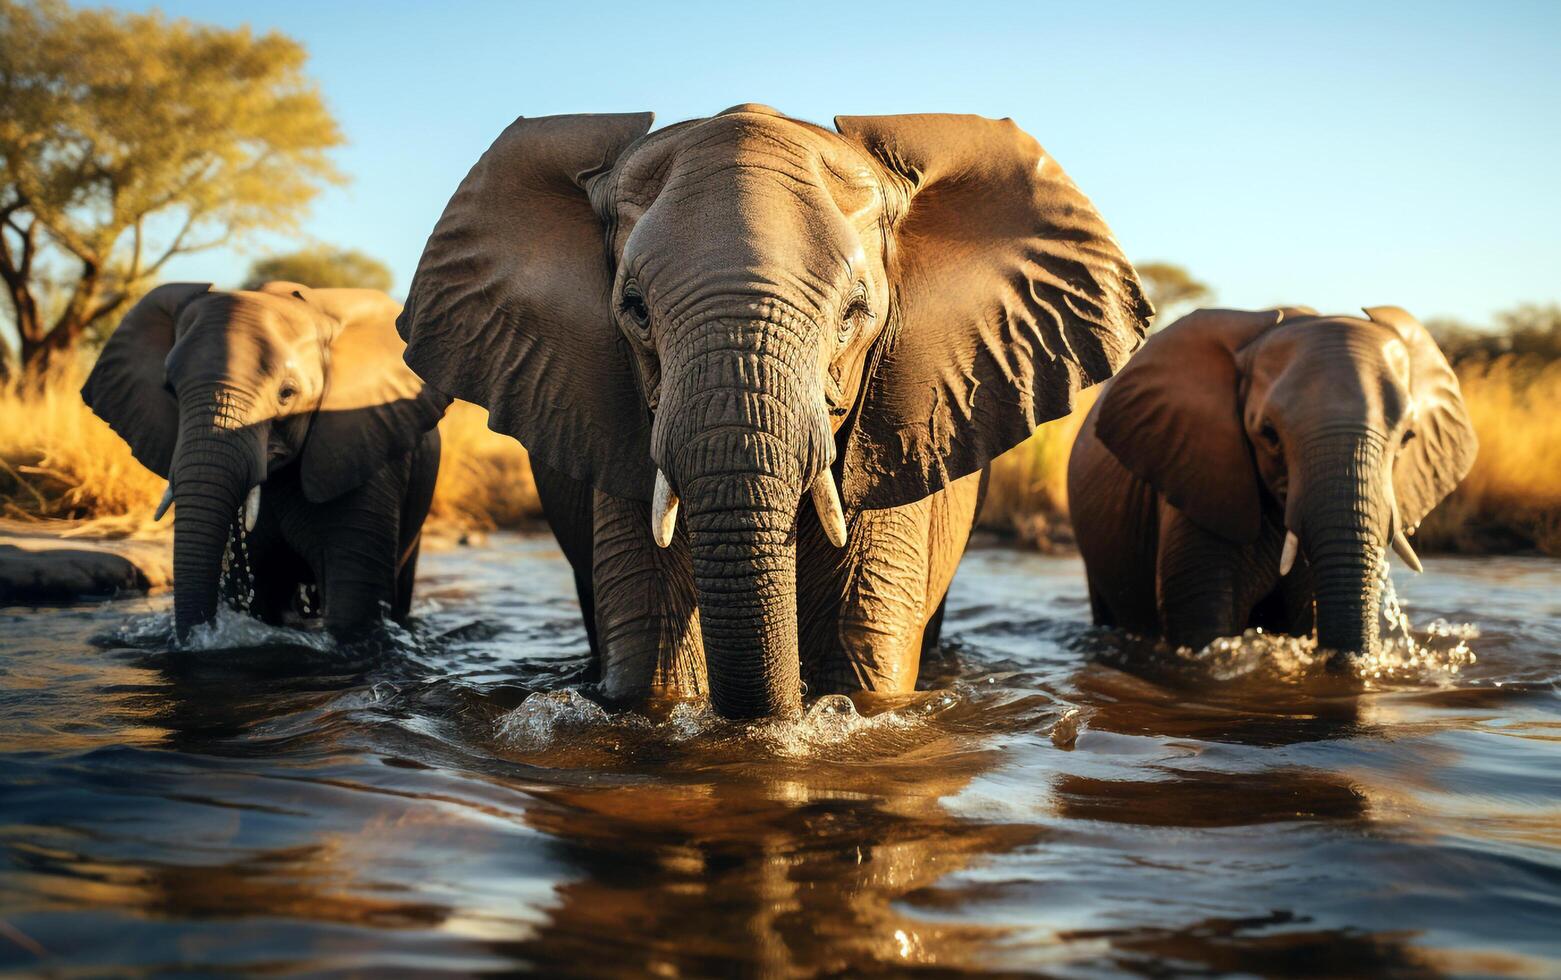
[83,282,449,637]
[398,106,1151,717]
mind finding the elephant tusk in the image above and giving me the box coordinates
[812,468,848,548]
[153,484,174,522]
[1385,480,1422,573]
[243,485,261,533]
[1392,527,1423,574]
[1279,530,1299,577]
[651,469,678,549]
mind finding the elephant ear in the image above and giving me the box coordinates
[833,113,1153,511]
[81,282,213,477]
[1093,308,1286,544]
[397,112,656,501]
[296,287,451,503]
[1362,306,1478,531]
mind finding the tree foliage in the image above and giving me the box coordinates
[1427,304,1561,367]
[242,247,392,293]
[0,0,343,377]
[1136,261,1214,328]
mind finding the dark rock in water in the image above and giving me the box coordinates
[0,520,171,603]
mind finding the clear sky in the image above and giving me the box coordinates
[111,0,1561,323]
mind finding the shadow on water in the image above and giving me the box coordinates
[0,537,1558,975]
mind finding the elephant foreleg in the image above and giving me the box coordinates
[1156,503,1284,650]
[590,491,705,702]
[289,458,407,636]
[533,460,600,656]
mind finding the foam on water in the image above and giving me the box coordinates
[497,688,969,761]
[1181,565,1479,685]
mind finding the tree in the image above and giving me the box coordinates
[242,247,392,292]
[0,0,343,379]
[1136,261,1213,328]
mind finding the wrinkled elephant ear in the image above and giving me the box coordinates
[833,113,1153,512]
[293,287,451,503]
[81,282,213,477]
[1094,308,1286,544]
[397,112,656,501]
[1362,305,1478,531]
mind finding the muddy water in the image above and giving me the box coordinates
[1,534,1558,976]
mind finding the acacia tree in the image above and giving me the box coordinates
[0,0,343,379]
[1136,261,1213,329]
[242,247,392,292]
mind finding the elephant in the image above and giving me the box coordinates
[82,281,449,638]
[1067,305,1477,661]
[396,105,1151,717]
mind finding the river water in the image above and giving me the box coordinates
[1,534,1558,976]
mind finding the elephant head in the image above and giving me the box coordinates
[1093,306,1476,658]
[83,282,448,636]
[397,106,1150,717]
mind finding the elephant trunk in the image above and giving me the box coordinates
[657,316,832,719]
[170,385,263,638]
[1292,430,1390,663]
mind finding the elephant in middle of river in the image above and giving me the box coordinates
[1067,305,1477,662]
[83,281,449,638]
[397,105,1151,718]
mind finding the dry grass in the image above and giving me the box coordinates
[0,366,540,537]
[2,357,1556,555]
[1415,357,1561,555]
[428,400,541,532]
[978,387,1098,549]
[0,364,165,535]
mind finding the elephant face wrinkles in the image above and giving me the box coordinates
[605,111,894,484]
[163,292,331,470]
[1238,319,1417,521]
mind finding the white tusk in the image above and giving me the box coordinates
[153,484,174,522]
[1279,530,1299,577]
[1392,527,1423,574]
[651,469,678,549]
[811,468,848,548]
[243,485,261,533]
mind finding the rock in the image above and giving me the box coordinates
[0,520,171,604]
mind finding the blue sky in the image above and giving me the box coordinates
[113,0,1561,323]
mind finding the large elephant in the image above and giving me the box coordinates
[83,282,449,638]
[1068,306,1476,660]
[398,105,1150,717]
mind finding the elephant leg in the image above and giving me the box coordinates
[590,490,705,702]
[1069,428,1162,635]
[278,457,406,636]
[532,460,599,656]
[391,429,441,622]
[800,471,977,695]
[1156,503,1284,650]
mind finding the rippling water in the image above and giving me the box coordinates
[1,534,1558,976]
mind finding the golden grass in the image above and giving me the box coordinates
[0,366,541,537]
[1414,357,1561,555]
[2,357,1556,555]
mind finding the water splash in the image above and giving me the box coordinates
[497,688,966,760]
[1182,565,1478,685]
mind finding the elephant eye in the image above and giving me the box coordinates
[1258,422,1281,448]
[1401,428,1416,446]
[619,285,650,330]
[840,288,874,343]
[278,381,299,404]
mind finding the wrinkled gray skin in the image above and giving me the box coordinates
[83,282,448,638]
[1069,306,1477,661]
[398,106,1150,717]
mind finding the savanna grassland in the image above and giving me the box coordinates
[3,324,1558,555]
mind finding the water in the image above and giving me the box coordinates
[1,535,1558,976]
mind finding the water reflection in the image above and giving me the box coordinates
[0,542,1557,975]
